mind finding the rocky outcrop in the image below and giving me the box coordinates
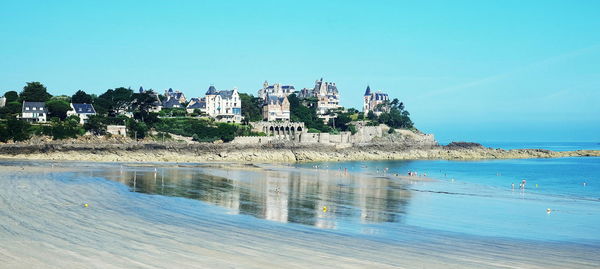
[0,142,598,163]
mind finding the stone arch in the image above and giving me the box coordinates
[297,127,302,132]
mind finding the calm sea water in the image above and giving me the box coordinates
[2,143,598,246]
[72,155,599,243]
[296,157,600,242]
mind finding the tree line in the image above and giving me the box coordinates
[1,81,415,142]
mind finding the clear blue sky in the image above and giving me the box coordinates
[1,0,599,142]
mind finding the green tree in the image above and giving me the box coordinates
[240,93,262,123]
[131,90,158,123]
[127,119,148,140]
[330,112,352,131]
[288,94,330,132]
[98,87,133,114]
[1,116,32,142]
[0,101,22,118]
[71,90,93,104]
[367,110,377,121]
[20,82,52,102]
[45,99,72,120]
[44,116,84,140]
[84,114,107,135]
[3,91,19,103]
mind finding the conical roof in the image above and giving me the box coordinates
[205,85,217,95]
[364,85,371,96]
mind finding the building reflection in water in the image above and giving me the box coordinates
[97,165,412,229]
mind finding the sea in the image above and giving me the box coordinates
[1,142,599,267]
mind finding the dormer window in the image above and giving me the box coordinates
[32,107,37,111]
[25,107,30,110]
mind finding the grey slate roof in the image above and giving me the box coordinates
[162,98,182,108]
[72,103,96,114]
[205,86,217,95]
[364,86,371,96]
[217,90,234,98]
[22,102,47,113]
[374,92,388,100]
[187,101,206,109]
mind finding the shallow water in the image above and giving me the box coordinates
[1,159,600,268]
[296,157,600,242]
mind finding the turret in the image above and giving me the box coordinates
[364,85,371,96]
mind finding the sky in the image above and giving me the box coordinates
[1,0,599,143]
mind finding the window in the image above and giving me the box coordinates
[25,107,30,110]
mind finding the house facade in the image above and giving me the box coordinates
[186,97,207,114]
[204,86,242,123]
[258,81,293,121]
[298,78,340,114]
[0,96,6,108]
[258,81,295,100]
[363,86,389,115]
[67,103,96,124]
[262,95,290,121]
[21,101,47,122]
[165,88,187,104]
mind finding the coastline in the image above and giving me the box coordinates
[1,142,599,163]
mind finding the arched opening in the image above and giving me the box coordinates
[297,127,302,132]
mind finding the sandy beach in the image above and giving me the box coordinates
[1,161,599,268]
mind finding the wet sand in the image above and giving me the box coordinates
[1,162,599,268]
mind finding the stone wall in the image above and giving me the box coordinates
[231,136,275,144]
[350,124,385,143]
[107,125,127,137]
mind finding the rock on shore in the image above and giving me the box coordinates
[0,142,598,163]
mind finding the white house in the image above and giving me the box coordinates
[204,86,242,123]
[67,103,97,124]
[0,96,6,108]
[21,101,47,122]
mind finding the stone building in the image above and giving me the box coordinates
[262,95,290,121]
[297,78,340,121]
[164,88,187,104]
[251,121,305,141]
[258,81,293,122]
[258,81,295,100]
[205,86,243,123]
[0,96,6,108]
[363,86,389,116]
